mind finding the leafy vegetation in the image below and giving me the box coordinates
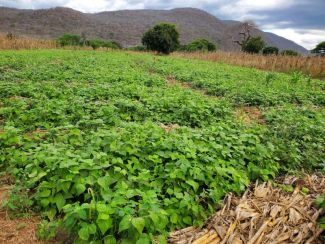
[281,49,299,56]
[142,23,180,54]
[262,46,279,55]
[242,36,266,54]
[312,41,325,56]
[87,39,121,50]
[180,39,217,52]
[315,196,325,230]
[0,50,324,242]
[57,34,84,46]
[57,34,121,49]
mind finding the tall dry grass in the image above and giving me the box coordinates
[0,33,94,50]
[0,33,57,50]
[173,51,325,79]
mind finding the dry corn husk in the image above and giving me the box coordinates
[169,175,325,244]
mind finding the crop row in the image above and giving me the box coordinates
[0,50,324,242]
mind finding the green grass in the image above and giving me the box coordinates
[0,50,324,243]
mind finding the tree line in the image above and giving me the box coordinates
[10,22,323,56]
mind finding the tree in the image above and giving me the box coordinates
[233,21,257,50]
[185,39,217,52]
[6,32,14,40]
[312,41,325,56]
[142,23,179,54]
[242,36,265,53]
[263,46,279,55]
[281,50,299,56]
[57,34,82,46]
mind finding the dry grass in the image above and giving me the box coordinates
[0,33,56,50]
[0,33,94,51]
[173,51,325,79]
[169,175,325,244]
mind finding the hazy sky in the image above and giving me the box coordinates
[1,0,324,49]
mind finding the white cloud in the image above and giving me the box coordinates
[218,0,295,19]
[265,28,325,50]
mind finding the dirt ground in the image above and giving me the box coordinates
[0,176,43,244]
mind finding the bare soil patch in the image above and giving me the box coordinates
[159,123,180,133]
[0,176,43,244]
[236,106,265,124]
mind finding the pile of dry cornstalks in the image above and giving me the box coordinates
[169,175,324,244]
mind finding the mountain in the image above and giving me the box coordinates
[0,7,308,53]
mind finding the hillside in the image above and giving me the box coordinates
[0,7,308,53]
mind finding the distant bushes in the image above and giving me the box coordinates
[181,39,217,52]
[128,45,147,51]
[57,34,83,46]
[262,47,300,56]
[87,39,121,50]
[263,46,279,55]
[281,50,299,56]
[57,34,121,49]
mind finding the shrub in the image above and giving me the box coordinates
[263,46,279,55]
[281,50,299,56]
[6,32,14,40]
[57,34,82,47]
[142,23,180,54]
[128,45,147,51]
[242,36,265,54]
[87,39,104,50]
[312,41,325,56]
[185,39,216,52]
[87,39,121,50]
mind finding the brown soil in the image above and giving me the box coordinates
[0,176,43,244]
[0,216,43,244]
[159,123,180,133]
[25,128,48,139]
[235,106,265,124]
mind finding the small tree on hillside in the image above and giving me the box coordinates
[142,23,179,54]
[57,34,82,46]
[242,36,265,53]
[185,39,217,52]
[263,46,279,55]
[312,41,325,56]
[232,21,257,50]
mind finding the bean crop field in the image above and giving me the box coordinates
[0,50,324,243]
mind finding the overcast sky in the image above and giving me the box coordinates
[1,0,324,49]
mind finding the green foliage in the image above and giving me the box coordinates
[281,49,299,56]
[57,34,121,49]
[87,39,121,50]
[142,23,180,54]
[312,41,325,55]
[128,45,147,51]
[242,36,266,53]
[0,50,324,242]
[1,186,33,218]
[184,39,217,52]
[315,195,325,230]
[36,220,60,240]
[262,46,279,55]
[57,34,82,47]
